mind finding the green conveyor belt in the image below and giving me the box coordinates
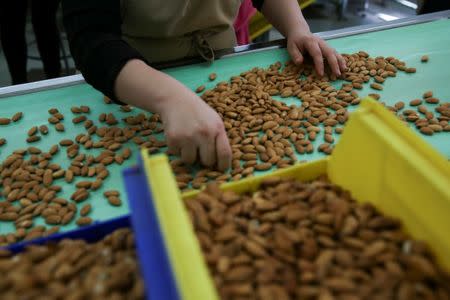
[165,19,450,158]
[1,19,449,236]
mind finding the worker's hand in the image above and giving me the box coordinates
[158,86,232,171]
[286,28,346,76]
[114,59,231,171]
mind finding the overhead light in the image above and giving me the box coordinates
[394,0,418,9]
[377,13,400,21]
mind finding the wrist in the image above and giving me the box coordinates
[150,75,188,117]
[115,59,182,116]
[286,23,311,39]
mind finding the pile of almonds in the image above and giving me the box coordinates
[0,228,145,299]
[0,133,128,245]
[186,177,450,299]
[394,91,450,136]
[173,52,449,190]
[0,104,163,245]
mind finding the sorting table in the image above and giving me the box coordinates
[0,11,449,240]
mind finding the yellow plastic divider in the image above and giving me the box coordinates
[183,158,327,200]
[143,98,450,299]
[141,153,219,300]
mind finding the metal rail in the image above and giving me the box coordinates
[0,10,448,99]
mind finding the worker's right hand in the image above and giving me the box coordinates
[287,28,347,77]
[157,85,232,172]
[113,59,231,171]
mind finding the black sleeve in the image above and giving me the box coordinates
[62,0,146,103]
[251,0,265,10]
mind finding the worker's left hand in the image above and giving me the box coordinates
[286,28,347,77]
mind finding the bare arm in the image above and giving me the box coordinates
[114,60,178,113]
[260,0,346,76]
[261,0,310,38]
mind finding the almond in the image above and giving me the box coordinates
[196,85,205,93]
[76,216,93,226]
[209,73,217,81]
[11,112,23,122]
[0,118,11,125]
[370,83,383,90]
[107,196,122,207]
[80,204,92,216]
[409,99,422,106]
[72,115,87,124]
[55,123,65,131]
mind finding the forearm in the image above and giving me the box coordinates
[114,59,183,114]
[261,0,310,37]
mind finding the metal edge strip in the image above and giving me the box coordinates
[0,74,85,99]
[315,9,450,40]
[0,10,448,98]
[219,9,450,59]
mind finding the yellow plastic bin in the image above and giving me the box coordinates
[128,98,450,300]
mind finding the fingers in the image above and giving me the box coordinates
[304,40,324,76]
[319,41,340,76]
[337,53,347,73]
[170,124,230,171]
[290,33,345,77]
[198,134,216,168]
[215,130,232,172]
[180,143,197,165]
[288,40,304,65]
[166,147,180,156]
[166,137,181,156]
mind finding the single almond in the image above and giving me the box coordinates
[0,118,11,125]
[26,136,41,143]
[423,91,433,98]
[43,169,53,187]
[409,99,422,106]
[195,85,205,93]
[72,115,87,124]
[59,139,74,146]
[107,196,122,206]
[209,73,217,81]
[370,83,383,90]
[104,190,120,197]
[11,112,23,122]
[80,204,92,216]
[76,216,93,226]
[55,123,65,131]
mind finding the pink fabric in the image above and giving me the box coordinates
[234,0,257,45]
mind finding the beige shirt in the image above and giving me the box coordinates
[121,0,242,63]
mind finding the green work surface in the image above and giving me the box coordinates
[1,19,449,236]
[0,84,144,235]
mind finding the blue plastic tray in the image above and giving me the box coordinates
[1,216,145,298]
[5,216,130,253]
